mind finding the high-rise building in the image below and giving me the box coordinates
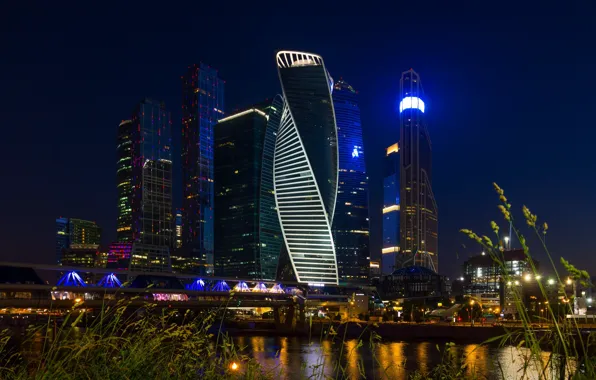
[55,217,101,265]
[331,79,369,282]
[399,69,438,272]
[382,143,400,274]
[214,98,283,279]
[274,51,339,285]
[116,120,134,242]
[110,99,173,273]
[181,63,225,275]
[175,209,183,249]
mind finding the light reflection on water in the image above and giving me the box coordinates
[234,336,573,379]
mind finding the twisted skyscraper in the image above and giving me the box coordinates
[274,51,339,285]
[399,69,438,272]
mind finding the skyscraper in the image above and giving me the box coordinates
[382,143,400,274]
[181,63,224,275]
[55,217,101,265]
[399,69,438,272]
[274,51,339,285]
[116,119,134,242]
[214,97,283,279]
[110,99,173,272]
[175,209,183,249]
[331,79,369,282]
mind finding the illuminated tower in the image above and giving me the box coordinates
[181,63,224,275]
[110,99,173,273]
[116,120,133,242]
[274,51,339,285]
[399,69,438,272]
[382,143,400,274]
[331,79,369,282]
[214,97,283,279]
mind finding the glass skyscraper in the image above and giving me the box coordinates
[274,51,339,285]
[382,143,400,274]
[214,97,283,279]
[116,120,133,242]
[331,80,369,282]
[111,99,173,272]
[181,63,224,275]
[55,217,101,265]
[399,69,438,272]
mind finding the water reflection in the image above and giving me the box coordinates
[233,336,572,379]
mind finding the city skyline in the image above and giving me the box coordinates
[1,2,592,280]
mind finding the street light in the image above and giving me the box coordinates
[504,236,510,249]
[482,251,486,256]
[459,277,464,281]
[566,278,572,285]
[548,278,555,285]
[535,275,542,280]
[524,274,532,282]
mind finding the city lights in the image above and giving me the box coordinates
[399,96,425,113]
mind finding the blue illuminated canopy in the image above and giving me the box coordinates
[399,96,425,113]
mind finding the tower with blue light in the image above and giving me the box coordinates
[181,63,224,275]
[331,79,370,282]
[399,69,438,272]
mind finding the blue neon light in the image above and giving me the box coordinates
[212,280,230,292]
[399,96,425,113]
[57,271,87,287]
[352,146,359,158]
[98,273,122,288]
[187,278,205,291]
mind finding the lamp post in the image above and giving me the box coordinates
[504,236,510,250]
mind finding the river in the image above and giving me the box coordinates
[232,336,569,379]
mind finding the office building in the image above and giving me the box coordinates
[175,209,183,249]
[462,249,539,311]
[55,217,101,265]
[181,63,224,275]
[274,51,339,285]
[382,143,400,274]
[399,69,438,272]
[331,79,369,282]
[214,97,283,279]
[116,119,134,242]
[110,99,173,273]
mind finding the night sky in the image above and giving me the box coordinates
[1,2,594,278]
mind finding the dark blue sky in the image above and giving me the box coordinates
[1,1,594,278]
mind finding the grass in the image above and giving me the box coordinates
[0,184,594,379]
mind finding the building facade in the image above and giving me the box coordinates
[382,143,400,274]
[274,51,339,285]
[331,80,369,282]
[181,63,225,275]
[55,217,101,265]
[110,99,173,273]
[214,97,283,279]
[462,249,539,311]
[116,120,134,242]
[399,69,438,272]
[175,209,183,249]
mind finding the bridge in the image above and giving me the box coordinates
[0,262,370,330]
